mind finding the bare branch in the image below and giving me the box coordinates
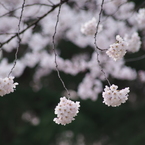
[52,0,70,98]
[0,0,68,49]
[48,0,55,5]
[94,0,105,51]
[0,32,17,35]
[0,2,10,11]
[8,0,26,77]
[0,3,53,18]
[94,0,111,86]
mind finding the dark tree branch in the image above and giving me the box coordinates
[52,0,70,98]
[0,3,53,18]
[0,0,68,49]
[0,2,10,11]
[94,0,111,86]
[8,0,26,77]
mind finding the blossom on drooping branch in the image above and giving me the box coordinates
[102,84,130,107]
[106,35,128,61]
[0,0,143,106]
[81,17,103,36]
[53,97,80,125]
[124,32,141,53]
[0,76,18,97]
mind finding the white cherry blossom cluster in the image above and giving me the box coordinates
[0,76,18,97]
[53,97,80,125]
[124,32,141,53]
[136,8,145,28]
[102,84,130,107]
[106,35,128,61]
[81,17,103,35]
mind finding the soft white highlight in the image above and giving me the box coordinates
[124,32,141,53]
[81,17,103,35]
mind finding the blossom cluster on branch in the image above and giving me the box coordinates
[0,0,145,125]
[102,84,130,107]
[54,97,80,125]
[0,77,18,97]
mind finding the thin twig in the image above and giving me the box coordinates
[0,3,52,18]
[0,2,10,11]
[0,0,68,49]
[94,1,105,51]
[48,0,54,5]
[0,32,17,35]
[94,0,111,86]
[102,1,128,22]
[8,0,26,77]
[52,0,70,98]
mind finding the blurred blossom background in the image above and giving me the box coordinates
[1,0,145,145]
